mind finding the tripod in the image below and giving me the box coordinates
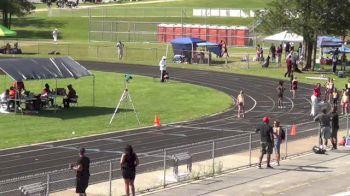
[109,82,140,125]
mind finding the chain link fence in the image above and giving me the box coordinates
[1,117,349,195]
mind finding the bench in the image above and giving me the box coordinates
[19,182,46,196]
[172,152,192,181]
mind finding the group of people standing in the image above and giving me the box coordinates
[255,116,285,168]
[71,145,139,196]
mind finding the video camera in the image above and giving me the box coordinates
[125,74,133,83]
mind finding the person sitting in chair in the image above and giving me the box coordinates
[0,89,10,111]
[63,84,77,108]
[41,83,54,107]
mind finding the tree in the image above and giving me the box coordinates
[255,0,350,70]
[0,0,35,29]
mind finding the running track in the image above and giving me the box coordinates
[0,62,321,181]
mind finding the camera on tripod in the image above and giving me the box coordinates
[125,74,133,83]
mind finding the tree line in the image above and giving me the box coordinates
[255,0,350,70]
[0,0,35,29]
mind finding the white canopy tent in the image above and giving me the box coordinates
[263,31,303,43]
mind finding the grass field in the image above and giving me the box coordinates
[12,0,269,41]
[0,71,232,148]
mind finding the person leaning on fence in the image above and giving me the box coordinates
[255,116,274,169]
[314,108,331,150]
[71,148,90,196]
[120,144,139,196]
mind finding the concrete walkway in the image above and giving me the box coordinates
[147,148,350,196]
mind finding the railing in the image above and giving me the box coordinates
[1,116,349,196]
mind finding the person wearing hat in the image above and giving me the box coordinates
[159,56,167,82]
[255,116,274,168]
[63,84,77,108]
[71,148,90,196]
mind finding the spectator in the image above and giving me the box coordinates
[332,88,339,108]
[13,80,25,94]
[284,55,292,77]
[332,48,339,74]
[314,108,331,149]
[120,144,139,196]
[341,89,349,115]
[159,56,167,82]
[71,148,90,196]
[341,53,347,71]
[116,41,124,60]
[324,78,334,102]
[0,89,10,110]
[255,116,274,169]
[291,76,298,99]
[63,84,77,108]
[310,83,321,116]
[272,120,282,166]
[276,80,285,109]
[331,106,339,150]
[41,83,54,106]
[237,90,245,118]
[269,43,276,63]
[285,42,291,58]
[52,28,59,42]
[276,44,282,66]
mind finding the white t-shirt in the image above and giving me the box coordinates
[159,59,166,71]
[0,92,8,102]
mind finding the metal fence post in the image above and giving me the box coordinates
[249,133,252,166]
[212,140,215,175]
[109,160,112,196]
[285,125,289,159]
[46,173,50,196]
[163,149,167,188]
[347,114,349,137]
[247,54,250,69]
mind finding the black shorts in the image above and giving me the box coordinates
[76,177,89,193]
[331,128,338,138]
[122,169,136,180]
[260,142,273,154]
[278,93,283,98]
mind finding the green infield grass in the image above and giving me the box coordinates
[0,71,232,148]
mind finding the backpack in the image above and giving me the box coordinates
[280,128,286,141]
[312,146,326,154]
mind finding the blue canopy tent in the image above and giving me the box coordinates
[170,37,206,63]
[317,36,344,47]
[197,41,221,56]
[324,46,350,54]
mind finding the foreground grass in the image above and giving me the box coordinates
[0,71,231,148]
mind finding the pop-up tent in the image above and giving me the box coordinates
[0,56,95,105]
[324,45,350,54]
[317,36,343,48]
[170,37,206,56]
[263,31,303,43]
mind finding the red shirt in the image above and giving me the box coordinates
[313,87,321,97]
[9,89,16,98]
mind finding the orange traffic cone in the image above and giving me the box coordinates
[290,124,297,136]
[154,115,161,127]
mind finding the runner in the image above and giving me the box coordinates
[291,76,298,99]
[276,81,285,109]
[237,90,245,118]
[310,83,321,116]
